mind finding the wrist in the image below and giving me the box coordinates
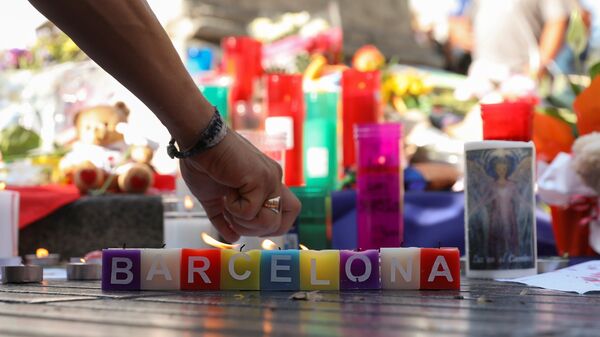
[166,107,227,160]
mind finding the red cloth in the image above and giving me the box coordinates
[7,185,80,229]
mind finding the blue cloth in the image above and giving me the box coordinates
[331,190,557,256]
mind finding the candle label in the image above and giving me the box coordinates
[307,147,329,178]
[266,116,294,149]
[465,146,535,271]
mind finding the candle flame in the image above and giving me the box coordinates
[0,182,5,190]
[36,248,49,258]
[80,258,86,263]
[201,232,239,249]
[299,244,309,250]
[184,195,194,210]
[261,239,278,250]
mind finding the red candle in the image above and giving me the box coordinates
[341,69,382,169]
[265,73,305,186]
[481,99,534,142]
[419,248,460,290]
[180,249,221,290]
[222,36,262,106]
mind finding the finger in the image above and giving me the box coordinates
[224,183,270,221]
[200,199,240,243]
[267,186,301,236]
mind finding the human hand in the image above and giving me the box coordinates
[180,130,301,243]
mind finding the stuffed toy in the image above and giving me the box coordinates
[572,132,600,195]
[59,102,154,194]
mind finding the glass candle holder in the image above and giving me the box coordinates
[200,85,229,125]
[481,100,534,142]
[222,36,262,106]
[342,70,382,169]
[292,186,330,250]
[265,73,305,187]
[303,91,340,190]
[355,123,403,249]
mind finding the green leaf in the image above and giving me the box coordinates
[566,10,588,57]
[589,62,600,80]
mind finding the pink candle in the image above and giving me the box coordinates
[355,123,403,249]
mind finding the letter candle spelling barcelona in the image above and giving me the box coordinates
[101,237,460,291]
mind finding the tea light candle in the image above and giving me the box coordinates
[25,248,60,266]
[66,260,101,281]
[1,265,43,284]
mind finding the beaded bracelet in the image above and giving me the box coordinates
[166,107,227,159]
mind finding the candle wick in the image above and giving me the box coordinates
[278,247,281,250]
[240,244,246,252]
[161,243,166,248]
[438,241,441,249]
[400,241,404,247]
[122,243,127,249]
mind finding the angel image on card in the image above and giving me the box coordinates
[466,146,535,271]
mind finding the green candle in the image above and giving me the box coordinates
[292,187,330,250]
[303,91,339,190]
[199,85,229,125]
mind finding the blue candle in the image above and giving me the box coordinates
[260,250,300,291]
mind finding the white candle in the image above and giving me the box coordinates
[0,189,19,258]
[163,211,218,249]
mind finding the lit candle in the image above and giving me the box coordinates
[220,249,261,290]
[140,249,181,290]
[1,265,43,284]
[66,259,101,281]
[260,249,300,291]
[299,250,339,291]
[180,248,221,290]
[25,248,60,266]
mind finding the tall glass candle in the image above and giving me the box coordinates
[200,85,229,125]
[292,187,330,249]
[464,141,536,279]
[304,91,340,190]
[265,73,304,186]
[342,70,381,169]
[355,123,403,249]
[221,36,262,105]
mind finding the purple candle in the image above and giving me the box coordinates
[101,249,141,291]
[339,250,380,290]
[354,123,403,249]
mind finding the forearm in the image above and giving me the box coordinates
[539,18,568,71]
[28,0,212,147]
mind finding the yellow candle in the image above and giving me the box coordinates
[220,250,261,290]
[380,248,421,289]
[140,249,181,290]
[299,250,339,290]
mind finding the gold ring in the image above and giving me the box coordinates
[263,196,281,214]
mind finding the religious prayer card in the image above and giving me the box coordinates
[465,141,537,278]
[499,261,600,294]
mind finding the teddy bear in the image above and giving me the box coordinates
[572,132,600,195]
[59,102,154,194]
